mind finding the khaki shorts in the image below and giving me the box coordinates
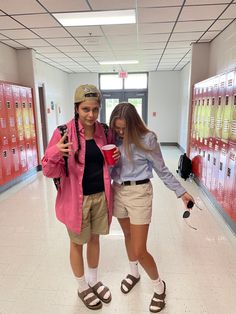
[67,192,109,245]
[113,182,153,225]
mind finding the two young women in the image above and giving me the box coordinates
[42,85,193,313]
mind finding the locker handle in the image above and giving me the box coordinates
[219,162,223,171]
[227,168,231,177]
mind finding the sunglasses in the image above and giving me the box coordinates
[183,200,203,230]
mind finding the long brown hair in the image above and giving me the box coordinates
[109,102,153,159]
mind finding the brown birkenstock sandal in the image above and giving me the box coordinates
[121,274,141,294]
[90,281,112,303]
[149,281,166,313]
[78,287,102,310]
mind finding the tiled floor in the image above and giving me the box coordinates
[0,146,236,314]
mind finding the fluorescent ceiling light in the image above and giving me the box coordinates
[99,60,139,65]
[53,10,136,26]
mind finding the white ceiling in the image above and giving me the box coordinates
[0,0,235,73]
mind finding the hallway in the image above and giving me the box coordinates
[0,146,236,314]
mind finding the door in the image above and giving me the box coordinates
[101,90,147,124]
[38,85,48,152]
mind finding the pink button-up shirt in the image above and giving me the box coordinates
[42,119,113,234]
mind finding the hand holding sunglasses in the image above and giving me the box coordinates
[183,200,203,230]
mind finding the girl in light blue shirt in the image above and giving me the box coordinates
[110,102,194,313]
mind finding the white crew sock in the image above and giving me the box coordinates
[129,260,140,278]
[153,277,165,295]
[88,267,110,300]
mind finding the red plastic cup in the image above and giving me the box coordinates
[102,144,117,165]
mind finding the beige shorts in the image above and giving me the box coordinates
[67,192,109,245]
[113,181,153,225]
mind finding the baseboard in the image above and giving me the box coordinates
[0,167,41,194]
[194,176,236,235]
[160,142,185,153]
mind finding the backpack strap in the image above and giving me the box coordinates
[57,124,69,176]
[101,122,109,139]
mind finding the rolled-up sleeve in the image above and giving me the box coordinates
[146,133,186,197]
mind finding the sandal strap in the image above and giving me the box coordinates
[79,287,98,305]
[121,274,140,290]
[92,281,110,299]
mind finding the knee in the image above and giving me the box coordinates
[133,247,147,261]
[88,234,99,245]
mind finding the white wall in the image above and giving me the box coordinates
[35,60,69,141]
[179,63,191,151]
[209,20,236,76]
[148,71,181,143]
[0,43,19,82]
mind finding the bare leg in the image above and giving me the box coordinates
[70,240,84,277]
[87,234,100,268]
[118,217,136,261]
[130,223,159,280]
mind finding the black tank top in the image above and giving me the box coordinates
[82,139,105,195]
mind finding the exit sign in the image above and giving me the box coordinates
[119,71,128,78]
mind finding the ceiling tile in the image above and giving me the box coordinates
[165,48,191,54]
[174,20,213,32]
[56,45,85,53]
[0,34,8,40]
[220,4,236,19]
[89,0,135,10]
[139,22,174,34]
[39,0,90,12]
[33,27,71,38]
[35,46,60,53]
[66,26,103,37]
[209,19,233,31]
[171,32,203,41]
[139,33,170,42]
[0,29,39,39]
[139,42,166,49]
[0,16,23,29]
[76,36,107,45]
[198,30,220,41]
[0,39,25,48]
[102,24,137,35]
[14,14,60,28]
[46,37,78,46]
[179,4,228,21]
[167,41,192,48]
[185,0,231,4]
[17,38,50,47]
[0,0,46,14]
[138,7,180,23]
[138,0,183,7]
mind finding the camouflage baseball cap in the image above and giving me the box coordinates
[74,84,101,104]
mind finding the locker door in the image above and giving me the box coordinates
[229,70,236,144]
[205,138,214,190]
[26,88,36,139]
[25,141,33,170]
[210,139,220,196]
[216,142,228,206]
[0,83,8,146]
[224,143,236,219]
[3,83,16,136]
[222,71,234,143]
[19,143,27,173]
[1,147,12,183]
[12,85,24,142]
[20,87,31,140]
[215,74,226,140]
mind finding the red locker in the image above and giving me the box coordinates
[215,74,226,140]
[216,142,228,206]
[229,70,236,144]
[224,143,236,219]
[26,87,36,139]
[31,139,38,167]
[1,146,12,184]
[210,139,221,197]
[0,83,8,145]
[20,87,31,140]
[3,83,16,136]
[19,143,27,173]
[205,137,214,190]
[25,141,33,170]
[12,85,24,142]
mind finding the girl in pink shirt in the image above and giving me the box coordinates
[42,84,117,311]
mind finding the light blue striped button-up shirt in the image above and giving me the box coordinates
[111,131,186,198]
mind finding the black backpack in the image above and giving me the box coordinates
[176,153,192,180]
[53,122,109,190]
